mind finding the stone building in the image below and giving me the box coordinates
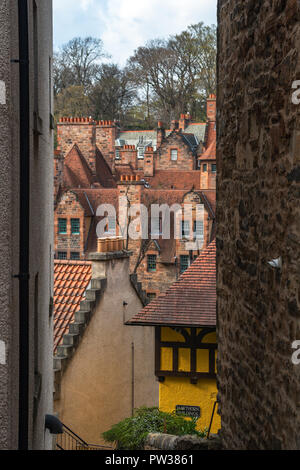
[53,245,158,446]
[0,0,54,450]
[217,0,300,450]
[54,96,216,297]
[127,240,220,434]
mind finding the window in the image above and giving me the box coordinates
[181,220,190,238]
[151,217,161,237]
[180,255,190,274]
[171,149,178,161]
[105,216,116,235]
[147,293,157,302]
[71,218,80,234]
[115,149,120,160]
[203,164,207,172]
[194,220,204,239]
[57,252,67,260]
[70,252,80,260]
[138,147,145,159]
[58,218,67,234]
[147,255,157,272]
[211,164,216,173]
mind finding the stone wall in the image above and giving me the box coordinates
[156,133,195,171]
[217,0,300,450]
[55,191,86,259]
[0,0,54,449]
[144,433,222,451]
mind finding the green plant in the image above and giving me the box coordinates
[102,407,207,450]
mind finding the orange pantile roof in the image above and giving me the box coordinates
[127,240,216,327]
[53,260,92,353]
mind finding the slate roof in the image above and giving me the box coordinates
[53,260,92,352]
[185,123,206,142]
[118,130,158,148]
[126,240,216,327]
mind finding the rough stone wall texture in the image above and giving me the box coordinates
[217,0,300,450]
[0,0,54,449]
[144,433,222,451]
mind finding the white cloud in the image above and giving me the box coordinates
[54,0,217,63]
[79,0,95,11]
[97,0,217,64]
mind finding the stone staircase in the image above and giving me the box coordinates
[54,277,107,400]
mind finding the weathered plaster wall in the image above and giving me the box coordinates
[55,256,158,445]
[217,0,300,450]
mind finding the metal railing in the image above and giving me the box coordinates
[56,423,113,451]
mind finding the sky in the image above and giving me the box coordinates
[53,0,217,65]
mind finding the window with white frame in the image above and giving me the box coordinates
[181,220,190,238]
[151,216,161,237]
[138,147,145,159]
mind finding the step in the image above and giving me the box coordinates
[75,310,91,323]
[56,344,74,358]
[80,300,94,312]
[63,333,80,347]
[91,278,103,289]
[68,321,85,335]
[53,356,65,371]
[85,289,99,302]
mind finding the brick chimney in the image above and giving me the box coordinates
[144,146,154,177]
[206,94,216,122]
[157,121,165,148]
[95,120,118,170]
[171,120,179,131]
[57,117,96,173]
[179,113,191,131]
[119,145,138,169]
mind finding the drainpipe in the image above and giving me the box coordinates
[17,0,30,450]
[131,343,135,417]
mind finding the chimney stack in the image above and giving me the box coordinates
[206,94,216,122]
[157,121,165,148]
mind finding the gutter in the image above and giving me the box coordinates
[17,0,30,450]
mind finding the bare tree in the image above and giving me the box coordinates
[54,37,107,95]
[90,64,137,123]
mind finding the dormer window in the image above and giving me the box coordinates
[171,149,178,161]
[138,147,145,159]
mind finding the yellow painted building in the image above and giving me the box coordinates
[157,326,220,433]
[127,240,220,434]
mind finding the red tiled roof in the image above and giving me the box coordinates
[199,140,216,161]
[64,144,94,188]
[127,240,216,327]
[53,260,92,353]
[145,170,201,190]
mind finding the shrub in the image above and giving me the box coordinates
[102,407,207,450]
